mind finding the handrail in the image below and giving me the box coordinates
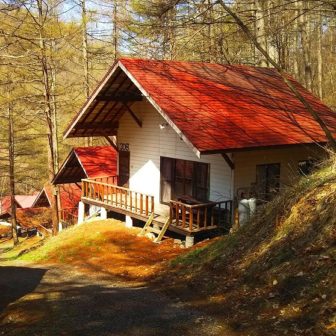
[170,199,230,209]
[82,178,154,198]
[82,178,155,216]
[170,199,232,232]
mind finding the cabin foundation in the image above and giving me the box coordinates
[125,215,133,228]
[101,207,107,219]
[78,201,85,224]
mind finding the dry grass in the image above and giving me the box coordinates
[166,156,336,336]
[18,220,206,281]
[0,236,43,261]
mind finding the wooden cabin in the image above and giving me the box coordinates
[33,183,82,226]
[63,58,336,240]
[51,146,118,224]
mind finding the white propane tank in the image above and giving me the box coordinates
[248,198,257,217]
[238,199,250,226]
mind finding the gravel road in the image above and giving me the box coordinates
[0,263,227,336]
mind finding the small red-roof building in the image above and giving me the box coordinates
[62,58,336,236]
[33,183,82,210]
[52,146,118,185]
[0,194,38,220]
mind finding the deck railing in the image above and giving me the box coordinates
[82,178,155,216]
[92,175,118,185]
[59,207,78,226]
[169,200,232,232]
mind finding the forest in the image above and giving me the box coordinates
[0,0,335,235]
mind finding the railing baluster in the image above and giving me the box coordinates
[182,206,186,227]
[189,207,193,231]
[197,208,200,230]
[151,196,154,214]
[145,196,148,216]
[211,206,214,227]
[130,191,133,211]
[204,207,207,228]
[140,194,143,214]
[125,190,128,209]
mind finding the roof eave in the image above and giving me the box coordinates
[63,60,120,140]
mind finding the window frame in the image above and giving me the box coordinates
[256,162,281,201]
[160,157,210,205]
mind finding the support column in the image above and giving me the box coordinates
[78,201,85,224]
[89,204,99,217]
[100,207,107,220]
[185,236,194,248]
[125,215,133,228]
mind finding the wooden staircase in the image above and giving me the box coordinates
[138,213,170,243]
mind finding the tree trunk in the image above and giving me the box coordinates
[298,0,312,91]
[113,1,118,60]
[8,99,18,246]
[80,0,92,146]
[37,0,59,235]
[316,12,323,99]
[254,0,268,67]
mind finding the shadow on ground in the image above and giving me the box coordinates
[0,266,47,313]
[0,265,225,336]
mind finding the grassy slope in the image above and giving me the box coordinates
[7,220,188,281]
[167,158,336,336]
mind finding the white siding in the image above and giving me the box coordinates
[233,145,324,198]
[117,100,233,215]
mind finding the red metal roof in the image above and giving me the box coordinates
[118,58,336,152]
[53,146,118,184]
[0,194,37,217]
[15,195,38,208]
[75,146,118,178]
[0,196,13,217]
[34,183,82,210]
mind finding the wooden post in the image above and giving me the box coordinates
[189,208,193,231]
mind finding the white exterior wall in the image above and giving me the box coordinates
[117,101,233,215]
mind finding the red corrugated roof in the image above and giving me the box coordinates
[74,146,118,178]
[52,146,117,185]
[0,196,12,217]
[0,194,37,217]
[58,184,82,209]
[118,58,336,152]
[15,195,38,208]
[35,183,82,210]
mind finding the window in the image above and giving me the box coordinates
[160,157,209,204]
[256,163,280,201]
[298,159,316,176]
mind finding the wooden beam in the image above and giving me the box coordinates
[221,153,235,170]
[96,92,142,102]
[123,103,142,127]
[70,129,118,138]
[104,135,119,152]
[74,121,119,130]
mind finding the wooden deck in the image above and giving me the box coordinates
[82,178,232,236]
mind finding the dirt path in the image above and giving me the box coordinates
[0,262,227,336]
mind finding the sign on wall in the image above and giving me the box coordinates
[118,143,130,151]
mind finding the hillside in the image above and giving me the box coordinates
[165,156,336,335]
[1,159,335,336]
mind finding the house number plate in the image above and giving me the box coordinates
[118,143,129,151]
